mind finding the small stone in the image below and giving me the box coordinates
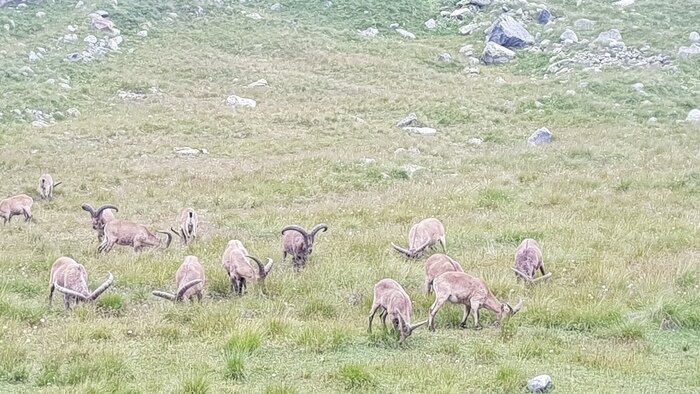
[175,147,207,156]
[690,32,700,43]
[59,83,71,90]
[678,44,700,59]
[360,157,375,165]
[467,56,480,66]
[358,27,378,38]
[91,16,115,33]
[323,0,332,7]
[468,137,483,145]
[396,28,415,40]
[32,120,50,128]
[403,164,424,176]
[93,10,109,17]
[270,3,282,11]
[246,12,262,20]
[565,90,576,96]
[66,53,82,62]
[108,35,123,50]
[560,29,578,43]
[481,42,516,65]
[36,11,45,18]
[528,127,553,145]
[226,95,257,108]
[396,113,418,127]
[389,23,399,29]
[63,34,78,42]
[527,374,552,393]
[28,51,41,62]
[403,127,437,135]
[631,83,644,92]
[686,108,700,124]
[167,12,178,19]
[450,8,472,19]
[574,18,595,30]
[84,35,98,44]
[537,9,551,24]
[470,0,491,6]
[247,79,268,87]
[424,18,437,30]
[67,108,81,117]
[647,117,657,123]
[459,23,480,35]
[437,53,452,62]
[67,25,76,32]
[137,30,148,37]
[613,0,634,6]
[127,330,134,337]
[594,29,622,46]
[19,66,33,75]
[540,39,551,48]
[535,101,544,108]
[459,45,474,57]
[75,1,84,9]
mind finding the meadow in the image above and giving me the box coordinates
[1,0,699,392]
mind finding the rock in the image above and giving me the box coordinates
[396,113,418,127]
[594,29,622,46]
[403,164,424,176]
[487,15,534,49]
[631,83,645,93]
[687,109,700,124]
[28,51,41,62]
[246,12,262,20]
[226,95,257,108]
[270,3,282,11]
[36,11,45,18]
[465,66,480,74]
[535,101,544,108]
[424,18,437,30]
[690,32,700,43]
[67,25,76,32]
[137,30,148,37]
[647,117,657,123]
[566,90,576,96]
[19,65,33,75]
[358,27,378,38]
[459,45,474,57]
[67,108,81,117]
[59,83,71,90]
[560,29,578,43]
[609,40,626,50]
[481,41,516,64]
[323,0,332,7]
[93,9,109,17]
[459,23,480,35]
[467,56,480,66]
[574,18,595,30]
[91,16,115,33]
[393,147,420,156]
[75,1,84,8]
[396,28,415,39]
[537,9,551,24]
[175,147,208,156]
[613,0,634,6]
[527,375,552,393]
[528,127,553,145]
[108,35,122,50]
[678,44,700,59]
[540,39,551,48]
[468,137,483,145]
[437,53,452,62]
[469,0,490,7]
[247,79,268,87]
[32,120,50,128]
[450,8,472,19]
[360,157,375,165]
[66,53,82,62]
[403,127,437,135]
[63,33,78,42]
[84,35,97,44]
[389,23,399,29]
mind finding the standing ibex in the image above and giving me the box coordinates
[428,272,523,331]
[424,253,464,294]
[152,255,205,302]
[99,219,172,253]
[368,279,427,343]
[171,208,198,245]
[281,223,328,271]
[0,194,33,224]
[48,256,114,311]
[512,239,551,283]
[222,240,273,296]
[38,174,61,200]
[391,218,446,259]
[81,203,119,243]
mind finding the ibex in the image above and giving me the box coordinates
[281,223,328,271]
[368,278,427,343]
[81,203,118,243]
[391,217,446,259]
[428,272,523,331]
[48,256,114,311]
[38,174,61,200]
[511,239,552,283]
[171,208,198,245]
[152,255,205,302]
[0,194,33,224]
[99,219,172,253]
[424,253,464,294]
[222,240,273,296]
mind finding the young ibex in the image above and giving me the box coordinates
[281,223,328,271]
[424,253,464,294]
[222,240,273,296]
[391,217,446,259]
[368,278,427,343]
[428,272,523,331]
[81,203,119,243]
[152,255,205,302]
[0,194,33,224]
[99,219,172,253]
[48,256,114,311]
[171,208,198,245]
[512,239,552,284]
[38,174,62,200]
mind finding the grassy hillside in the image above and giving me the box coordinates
[1,0,699,392]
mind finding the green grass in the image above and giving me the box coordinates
[0,0,699,392]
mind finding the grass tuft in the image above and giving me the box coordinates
[337,364,377,390]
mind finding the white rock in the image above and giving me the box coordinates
[358,27,378,38]
[84,35,98,44]
[459,45,474,57]
[450,8,472,18]
[226,95,257,108]
[28,51,41,62]
[32,120,50,128]
[247,79,268,87]
[403,127,437,135]
[613,0,634,6]
[137,30,148,37]
[481,42,515,64]
[690,32,700,43]
[246,13,262,20]
[560,29,578,43]
[468,138,483,146]
[360,157,376,165]
[403,164,424,176]
[175,147,207,156]
[75,1,84,9]
[67,108,81,117]
[167,12,178,19]
[396,28,415,39]
[425,19,437,30]
[566,90,576,96]
[396,113,417,127]
[527,375,552,392]
[647,117,657,123]
[63,34,78,42]
[59,83,71,90]
[437,53,452,62]
[36,12,46,18]
[678,44,700,59]
[67,25,76,32]
[108,35,123,50]
[686,108,700,123]
[459,23,480,35]
[270,3,282,11]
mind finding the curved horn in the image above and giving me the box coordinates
[511,268,533,282]
[410,320,428,331]
[152,290,176,301]
[391,242,412,257]
[281,225,309,239]
[309,223,328,238]
[413,240,432,256]
[175,279,202,301]
[245,255,265,275]
[94,204,119,218]
[157,231,173,248]
[531,272,552,283]
[81,203,95,216]
[511,298,524,315]
[53,181,62,187]
[171,227,184,241]
[54,283,89,302]
[89,272,114,300]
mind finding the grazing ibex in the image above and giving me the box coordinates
[424,253,464,294]
[222,240,273,296]
[512,239,551,283]
[48,256,113,311]
[171,208,198,245]
[281,223,328,271]
[99,219,172,253]
[0,194,33,224]
[391,217,446,259]
[152,255,205,302]
[428,272,523,331]
[368,279,427,343]
[38,174,61,200]
[81,203,118,243]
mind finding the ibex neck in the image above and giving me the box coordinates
[482,293,503,313]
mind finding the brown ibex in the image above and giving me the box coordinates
[512,239,552,283]
[99,219,172,253]
[428,272,523,331]
[222,240,273,296]
[391,217,446,259]
[152,255,205,302]
[38,174,61,200]
[368,278,427,343]
[0,194,33,224]
[281,223,328,271]
[81,203,119,243]
[171,208,198,245]
[48,256,114,311]
[424,253,464,294]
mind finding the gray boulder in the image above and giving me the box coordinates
[358,27,378,38]
[424,18,437,30]
[594,29,622,46]
[396,28,416,39]
[487,16,534,49]
[528,127,553,145]
[481,42,515,64]
[527,375,552,392]
[537,9,551,25]
[437,53,453,62]
[574,18,595,30]
[469,0,491,6]
[678,44,700,59]
[690,32,700,43]
[560,29,578,43]
[459,23,480,35]
[687,109,700,124]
